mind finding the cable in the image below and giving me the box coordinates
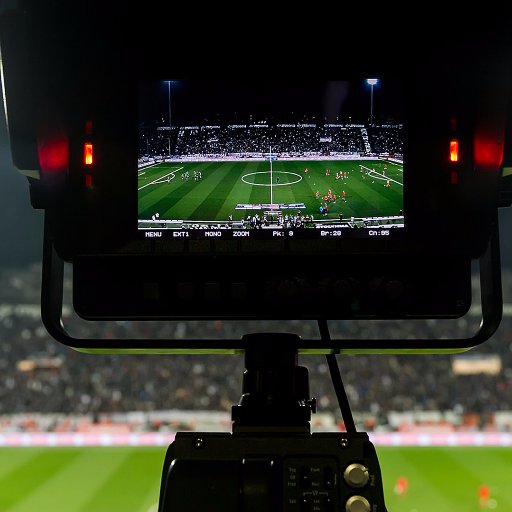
[318,318,357,433]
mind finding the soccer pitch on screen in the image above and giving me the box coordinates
[138,159,403,228]
[1,446,510,511]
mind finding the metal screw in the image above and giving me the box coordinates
[339,437,349,448]
[194,437,204,449]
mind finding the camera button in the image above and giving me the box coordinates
[230,282,247,301]
[176,282,195,300]
[203,282,221,301]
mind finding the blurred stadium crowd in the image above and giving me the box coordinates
[1,264,512,433]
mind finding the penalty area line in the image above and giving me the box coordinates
[360,165,403,186]
[138,166,184,191]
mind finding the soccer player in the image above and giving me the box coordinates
[342,190,346,201]
[385,179,391,188]
[394,476,409,498]
[478,484,490,508]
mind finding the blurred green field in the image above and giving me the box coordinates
[0,446,509,511]
[378,446,512,511]
[0,447,165,512]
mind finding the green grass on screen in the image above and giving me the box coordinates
[138,159,403,224]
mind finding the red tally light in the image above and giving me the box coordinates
[449,139,459,162]
[474,136,504,172]
[37,127,69,175]
[84,143,93,165]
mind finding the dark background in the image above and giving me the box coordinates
[0,103,43,268]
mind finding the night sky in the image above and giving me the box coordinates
[139,79,405,126]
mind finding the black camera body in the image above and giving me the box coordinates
[160,431,385,512]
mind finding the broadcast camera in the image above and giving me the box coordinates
[1,1,512,511]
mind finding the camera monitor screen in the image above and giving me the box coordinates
[138,80,404,240]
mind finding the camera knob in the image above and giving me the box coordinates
[345,495,371,512]
[276,278,299,299]
[343,463,369,488]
